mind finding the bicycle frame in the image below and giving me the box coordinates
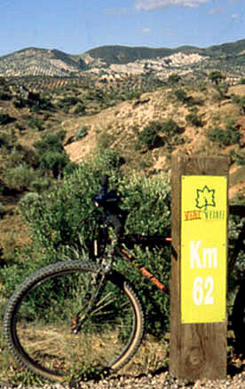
[95,182,245,301]
[114,234,171,294]
[111,205,245,296]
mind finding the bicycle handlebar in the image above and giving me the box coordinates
[93,175,127,235]
[93,175,120,209]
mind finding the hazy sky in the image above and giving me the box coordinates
[1,0,244,56]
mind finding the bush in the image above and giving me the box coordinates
[185,111,204,127]
[30,177,53,193]
[161,119,181,137]
[137,121,163,150]
[168,73,181,85]
[0,92,11,101]
[33,130,66,154]
[238,78,245,85]
[39,150,70,178]
[73,102,86,116]
[74,126,89,141]
[0,133,12,148]
[33,130,71,177]
[1,153,172,336]
[28,117,44,131]
[57,96,80,112]
[174,89,187,103]
[0,114,14,125]
[207,121,240,146]
[3,164,38,191]
[208,70,225,85]
[231,95,245,115]
[13,98,26,108]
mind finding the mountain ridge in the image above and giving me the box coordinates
[1,38,245,78]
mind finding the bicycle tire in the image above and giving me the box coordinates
[232,278,245,353]
[3,260,144,382]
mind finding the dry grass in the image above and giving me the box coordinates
[0,316,169,385]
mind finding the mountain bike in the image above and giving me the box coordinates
[3,175,171,383]
[3,177,245,383]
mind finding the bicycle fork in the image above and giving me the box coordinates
[71,269,108,334]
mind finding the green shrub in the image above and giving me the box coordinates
[174,89,187,103]
[3,164,38,191]
[1,153,172,336]
[33,130,71,177]
[39,151,70,178]
[137,121,163,150]
[73,102,86,116]
[13,98,26,108]
[33,130,66,153]
[0,133,12,148]
[30,178,52,193]
[0,92,11,101]
[238,78,245,85]
[0,114,14,125]
[231,95,245,115]
[28,117,44,131]
[57,96,80,112]
[208,70,225,85]
[229,150,245,166]
[185,111,204,127]
[207,121,240,146]
[74,126,89,141]
[161,119,181,137]
[168,73,181,85]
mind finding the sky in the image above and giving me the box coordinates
[1,0,244,57]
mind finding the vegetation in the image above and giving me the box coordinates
[0,58,245,384]
[207,120,241,146]
[0,113,14,125]
[33,130,76,178]
[136,121,163,150]
[208,70,226,85]
[174,88,188,103]
[186,110,205,127]
[1,152,171,335]
[231,94,245,115]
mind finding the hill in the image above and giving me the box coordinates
[84,39,245,64]
[1,51,245,382]
[0,40,245,265]
[84,44,206,65]
[0,47,86,77]
[1,39,245,78]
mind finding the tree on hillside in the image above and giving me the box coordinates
[208,70,225,85]
[174,88,188,103]
[33,130,74,178]
[168,73,181,85]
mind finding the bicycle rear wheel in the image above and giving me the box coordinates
[3,260,144,382]
[232,278,245,353]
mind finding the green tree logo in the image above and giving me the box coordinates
[196,186,216,211]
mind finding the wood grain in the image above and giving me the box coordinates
[169,155,229,380]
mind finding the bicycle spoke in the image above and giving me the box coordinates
[4,261,144,382]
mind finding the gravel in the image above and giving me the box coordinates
[1,371,245,389]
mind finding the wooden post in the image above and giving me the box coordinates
[170,155,229,381]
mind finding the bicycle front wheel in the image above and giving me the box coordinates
[3,260,144,382]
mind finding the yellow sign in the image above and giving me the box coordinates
[181,175,227,324]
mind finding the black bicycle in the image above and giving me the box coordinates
[3,175,170,382]
[3,177,245,383]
